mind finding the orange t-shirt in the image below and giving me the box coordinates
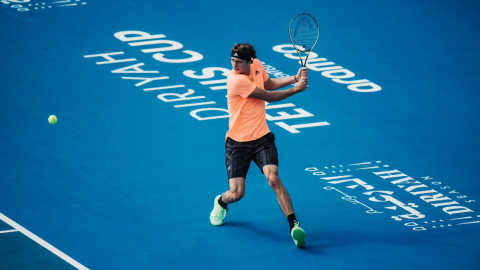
[226,59,270,142]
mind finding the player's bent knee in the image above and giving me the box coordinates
[267,175,281,188]
[232,191,245,202]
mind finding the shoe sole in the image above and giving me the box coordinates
[211,221,223,226]
[292,229,306,247]
[210,210,224,226]
[210,195,224,226]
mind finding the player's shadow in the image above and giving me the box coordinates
[301,229,439,256]
[225,221,327,254]
[224,222,441,256]
[226,221,289,244]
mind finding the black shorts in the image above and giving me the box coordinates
[225,132,279,180]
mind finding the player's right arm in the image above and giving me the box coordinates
[264,67,308,91]
[249,75,308,103]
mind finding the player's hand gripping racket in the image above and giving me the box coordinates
[289,13,319,67]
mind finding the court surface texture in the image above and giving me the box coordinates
[1,0,479,269]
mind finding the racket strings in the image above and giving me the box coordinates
[289,15,318,52]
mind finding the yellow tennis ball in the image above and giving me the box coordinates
[48,115,57,124]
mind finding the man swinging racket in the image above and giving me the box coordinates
[209,43,309,247]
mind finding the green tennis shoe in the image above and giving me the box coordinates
[210,194,227,226]
[291,222,306,247]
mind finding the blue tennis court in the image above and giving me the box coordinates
[1,0,479,269]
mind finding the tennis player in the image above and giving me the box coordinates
[210,43,308,247]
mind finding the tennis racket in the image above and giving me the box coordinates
[288,13,319,67]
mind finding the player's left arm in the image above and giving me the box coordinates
[264,67,308,91]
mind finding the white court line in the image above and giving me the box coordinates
[174,101,216,108]
[348,162,372,166]
[355,166,379,170]
[456,221,480,226]
[57,3,78,7]
[143,85,185,91]
[0,229,19,234]
[0,212,89,270]
[449,216,472,220]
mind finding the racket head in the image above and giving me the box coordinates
[289,13,319,53]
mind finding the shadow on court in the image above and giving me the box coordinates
[225,221,287,244]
